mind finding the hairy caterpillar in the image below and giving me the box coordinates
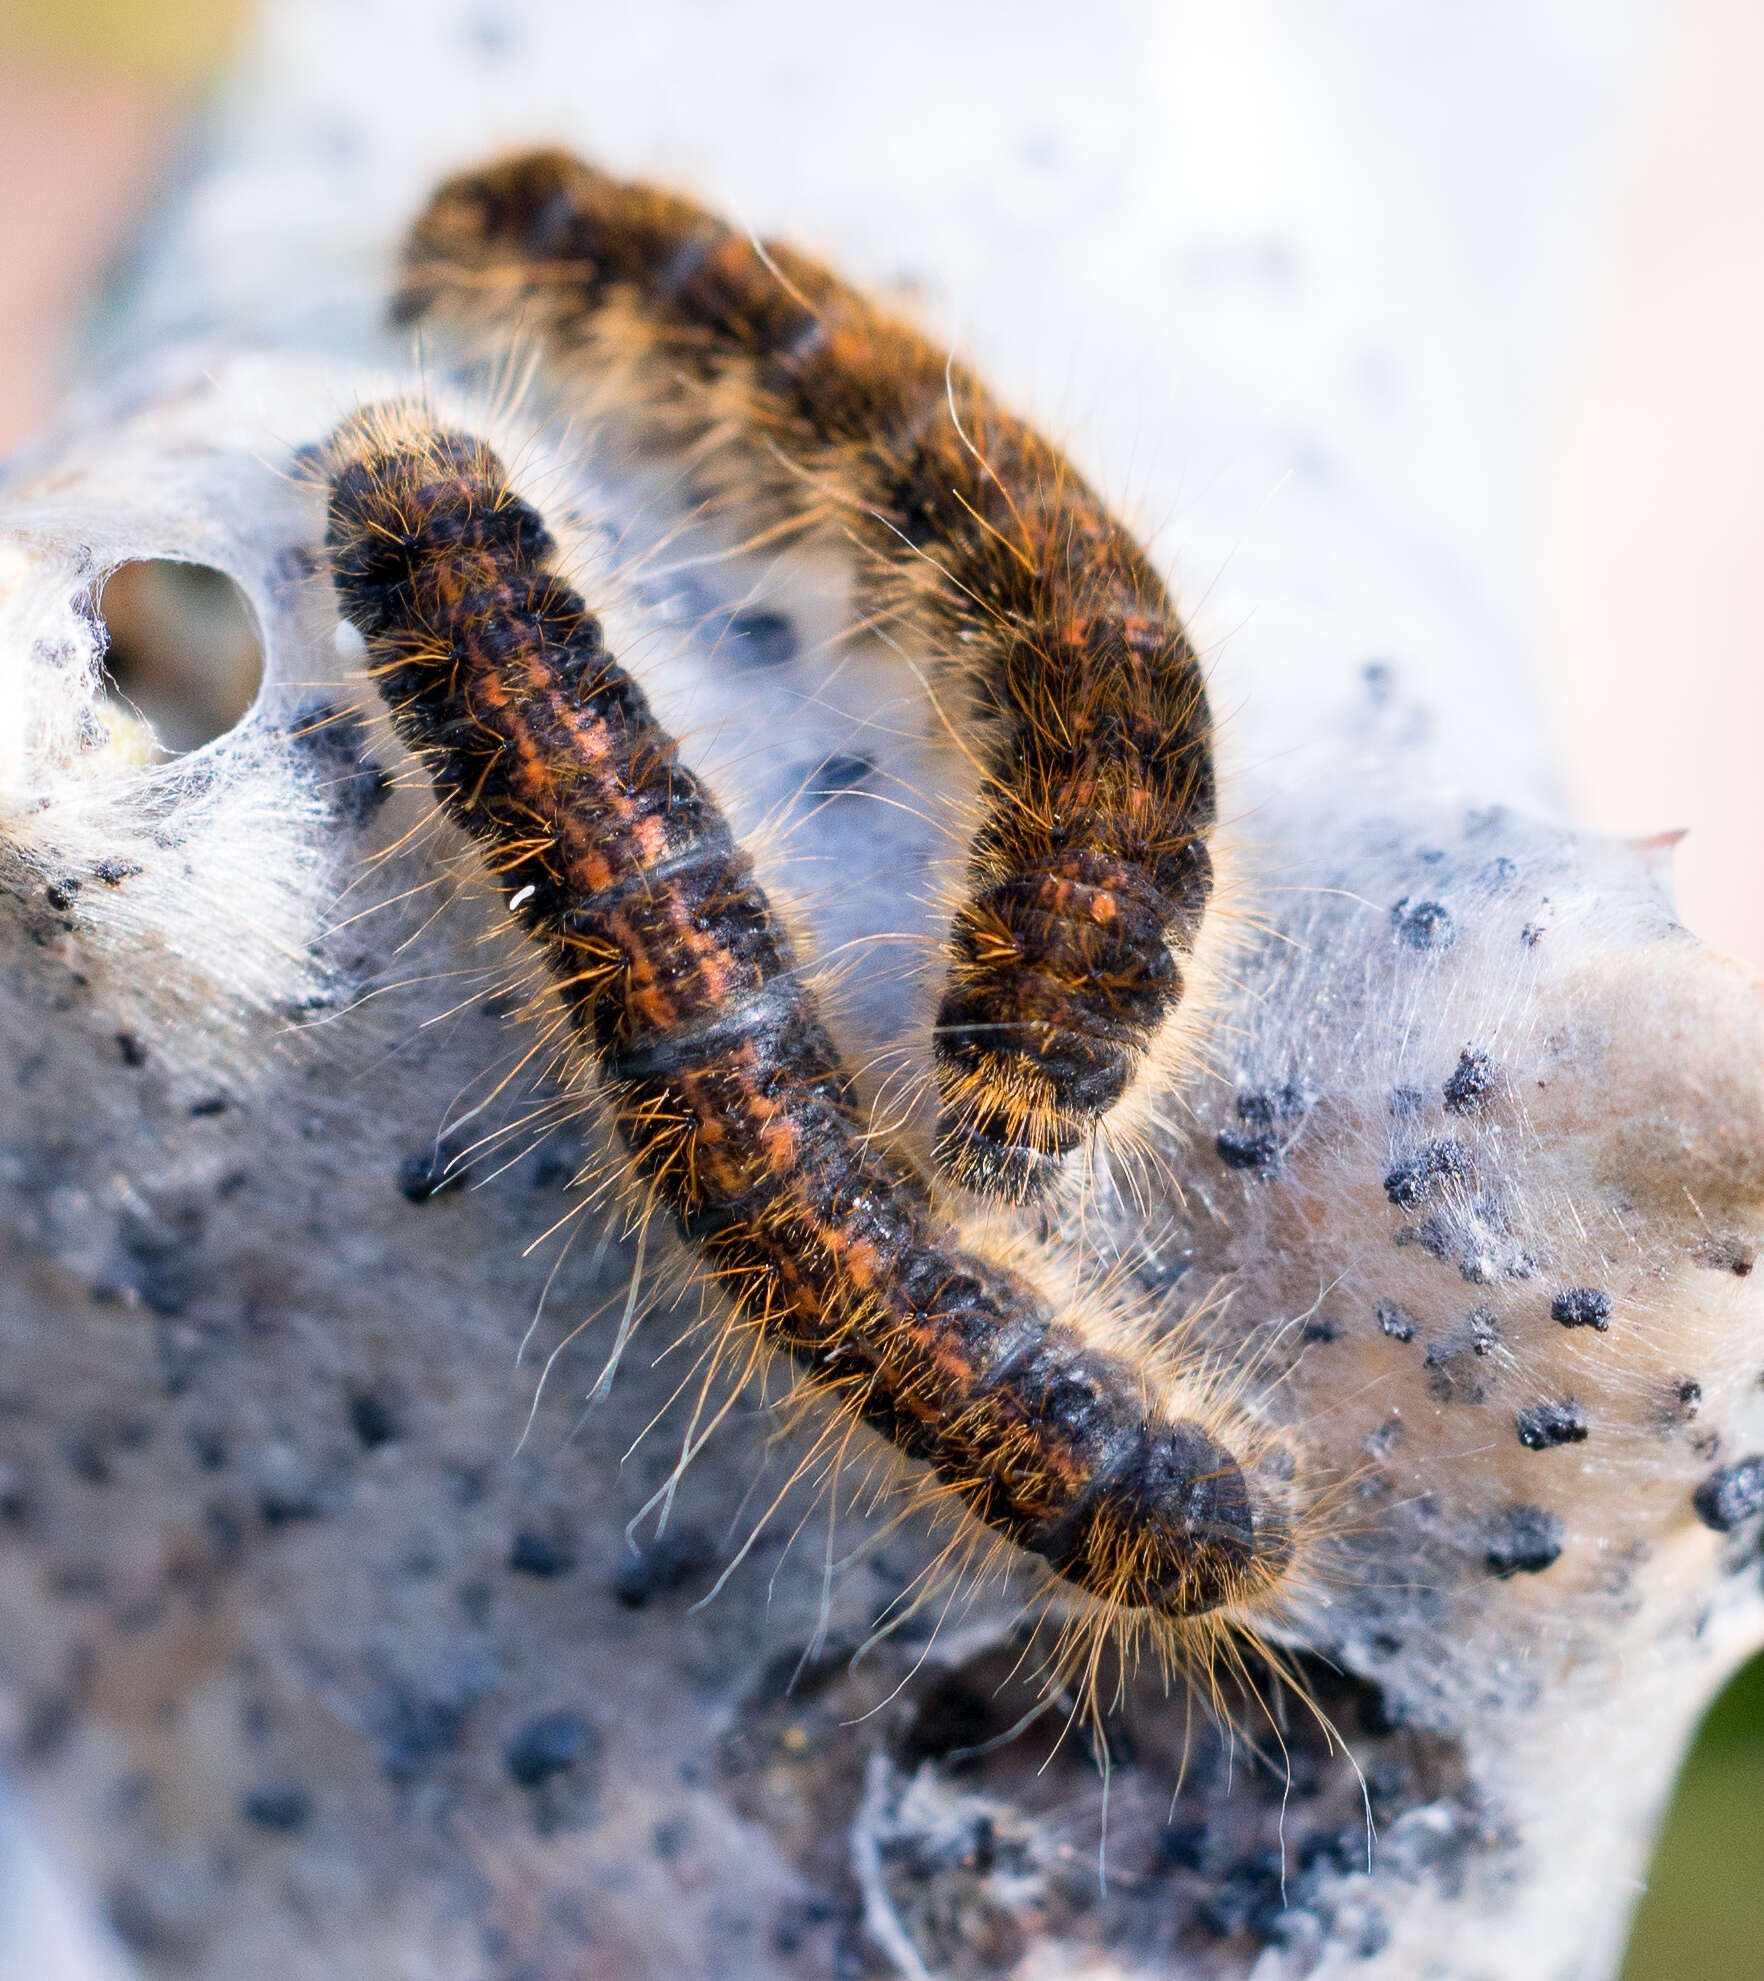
[392,148,1218,1207]
[319,400,1302,1705]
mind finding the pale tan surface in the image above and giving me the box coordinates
[0,50,166,448]
[1540,0,1764,974]
[0,6,244,450]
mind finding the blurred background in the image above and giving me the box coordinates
[0,1,1758,1975]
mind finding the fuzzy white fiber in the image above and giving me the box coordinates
[4,5,1761,1980]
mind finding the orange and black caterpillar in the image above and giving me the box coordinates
[321,403,1292,1677]
[393,149,1218,1206]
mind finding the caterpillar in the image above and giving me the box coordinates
[392,147,1219,1207]
[319,400,1300,1707]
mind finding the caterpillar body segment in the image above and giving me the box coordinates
[321,403,1295,1662]
[394,149,1219,1205]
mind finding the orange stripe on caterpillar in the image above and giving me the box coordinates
[393,149,1217,1206]
[320,402,1292,1668]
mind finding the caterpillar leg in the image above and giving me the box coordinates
[393,149,1218,1205]
[320,401,1295,1686]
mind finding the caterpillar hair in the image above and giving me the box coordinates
[393,148,1219,1207]
[320,400,1301,1709]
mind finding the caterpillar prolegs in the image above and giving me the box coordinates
[320,402,1302,1697]
[394,148,1219,1206]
